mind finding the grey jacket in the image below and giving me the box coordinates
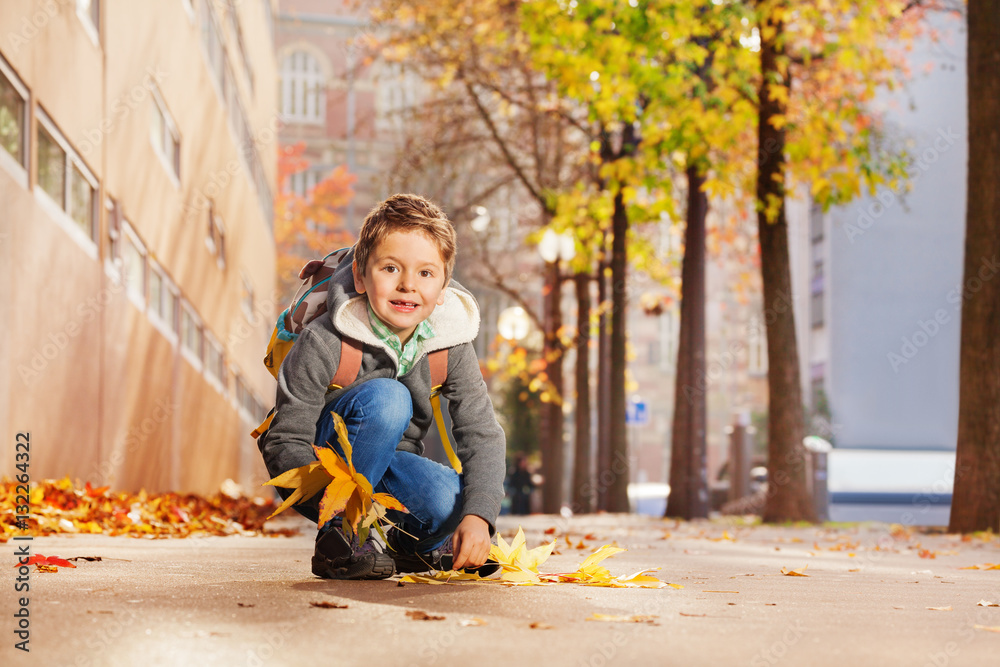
[258,247,507,532]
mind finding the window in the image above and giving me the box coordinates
[241,273,254,321]
[226,0,254,94]
[280,50,325,125]
[204,333,226,390]
[70,162,95,231]
[811,260,824,328]
[199,0,225,94]
[37,124,65,204]
[809,202,824,243]
[150,87,180,182]
[76,0,100,44]
[122,225,146,307]
[0,56,27,170]
[206,208,226,269]
[148,262,178,338]
[106,197,121,270]
[36,110,98,245]
[180,302,203,365]
[288,167,327,198]
[235,373,267,423]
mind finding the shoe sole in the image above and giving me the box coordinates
[311,553,396,580]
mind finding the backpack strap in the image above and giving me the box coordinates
[427,349,462,474]
[330,337,364,390]
[428,349,449,390]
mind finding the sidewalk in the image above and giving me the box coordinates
[4,513,999,667]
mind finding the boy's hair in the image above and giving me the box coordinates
[354,194,457,283]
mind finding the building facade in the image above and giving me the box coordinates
[0,0,279,495]
[276,0,418,233]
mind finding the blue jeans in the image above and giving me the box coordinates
[314,378,463,553]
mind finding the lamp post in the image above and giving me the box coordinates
[537,230,576,514]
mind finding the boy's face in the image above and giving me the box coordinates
[353,230,449,344]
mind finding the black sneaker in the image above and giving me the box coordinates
[311,518,395,580]
[385,526,500,577]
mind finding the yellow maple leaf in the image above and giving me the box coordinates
[489,526,556,584]
[264,412,407,543]
[781,565,810,577]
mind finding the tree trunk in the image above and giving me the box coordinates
[608,187,631,512]
[757,10,817,523]
[596,254,612,511]
[540,260,565,513]
[572,272,594,513]
[949,0,1000,533]
[666,165,710,519]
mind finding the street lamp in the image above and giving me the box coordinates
[470,206,491,233]
[497,306,531,341]
[538,229,577,263]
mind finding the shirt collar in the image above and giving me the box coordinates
[366,302,436,351]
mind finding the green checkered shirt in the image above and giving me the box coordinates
[366,302,436,377]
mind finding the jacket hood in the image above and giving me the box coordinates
[325,246,481,356]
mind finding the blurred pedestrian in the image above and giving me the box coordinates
[508,453,534,515]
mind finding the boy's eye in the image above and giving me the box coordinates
[382,265,398,273]
[420,270,434,278]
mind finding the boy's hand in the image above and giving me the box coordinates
[451,514,491,569]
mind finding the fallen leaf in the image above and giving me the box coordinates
[702,590,740,594]
[67,556,102,562]
[927,606,953,611]
[781,566,809,577]
[237,603,255,608]
[974,625,1000,633]
[961,563,1000,570]
[679,612,707,617]
[529,621,554,629]
[544,526,557,535]
[848,568,861,572]
[398,571,485,585]
[919,549,937,559]
[85,482,110,498]
[587,613,658,624]
[14,554,77,570]
[406,610,445,621]
[310,601,348,609]
[977,600,999,607]
[489,527,556,584]
[459,618,487,626]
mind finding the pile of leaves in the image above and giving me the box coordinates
[399,527,683,589]
[0,477,292,542]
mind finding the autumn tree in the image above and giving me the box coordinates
[275,143,356,301]
[949,0,1000,533]
[371,0,607,513]
[749,0,947,522]
[522,1,758,516]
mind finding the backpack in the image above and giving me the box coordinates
[250,248,462,474]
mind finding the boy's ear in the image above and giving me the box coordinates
[352,260,366,294]
[436,279,450,306]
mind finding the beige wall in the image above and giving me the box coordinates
[0,0,279,496]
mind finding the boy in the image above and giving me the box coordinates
[258,194,507,580]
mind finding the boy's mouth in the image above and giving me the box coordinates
[390,300,419,312]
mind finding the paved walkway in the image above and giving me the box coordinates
[4,514,999,667]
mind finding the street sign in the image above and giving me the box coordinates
[626,399,649,426]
